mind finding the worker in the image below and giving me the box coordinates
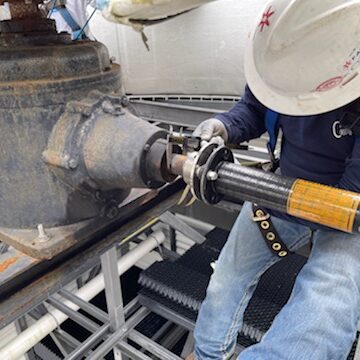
[188,1,360,359]
[46,0,94,39]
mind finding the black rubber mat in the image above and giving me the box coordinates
[135,312,168,338]
[140,288,198,322]
[139,261,208,311]
[139,227,358,359]
[242,254,307,340]
[202,227,229,252]
[177,244,219,278]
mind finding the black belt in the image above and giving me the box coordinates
[252,204,292,258]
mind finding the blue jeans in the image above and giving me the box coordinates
[194,202,360,360]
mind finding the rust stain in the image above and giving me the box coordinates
[6,0,41,19]
[0,257,19,273]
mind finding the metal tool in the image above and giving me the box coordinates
[170,143,360,234]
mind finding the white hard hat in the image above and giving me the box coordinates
[244,0,360,116]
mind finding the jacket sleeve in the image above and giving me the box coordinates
[214,85,267,144]
[337,136,360,193]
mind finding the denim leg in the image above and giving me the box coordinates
[194,202,312,360]
[239,229,360,360]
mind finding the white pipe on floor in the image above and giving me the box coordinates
[175,213,214,234]
[0,231,166,360]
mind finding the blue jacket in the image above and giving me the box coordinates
[215,86,360,230]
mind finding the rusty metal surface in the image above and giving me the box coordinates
[171,155,187,176]
[0,248,38,286]
[0,41,113,82]
[0,18,57,35]
[44,91,167,193]
[0,186,155,260]
[7,0,41,19]
[0,40,121,235]
[0,181,184,329]
[0,188,150,287]
[82,103,168,189]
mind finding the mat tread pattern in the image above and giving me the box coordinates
[139,227,358,359]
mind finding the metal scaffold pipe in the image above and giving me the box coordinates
[0,231,166,360]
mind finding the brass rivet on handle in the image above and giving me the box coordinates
[272,243,281,251]
[256,210,264,217]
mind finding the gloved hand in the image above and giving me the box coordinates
[193,118,228,143]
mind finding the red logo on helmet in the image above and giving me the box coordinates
[343,60,352,70]
[315,76,344,92]
[259,6,275,32]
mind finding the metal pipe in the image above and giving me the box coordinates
[216,163,360,233]
[46,297,100,333]
[86,307,150,360]
[0,231,166,360]
[64,324,110,360]
[128,330,183,360]
[58,289,109,324]
[116,340,154,360]
[170,154,187,176]
[130,99,225,114]
[217,164,292,212]
[175,214,215,234]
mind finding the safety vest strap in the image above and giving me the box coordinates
[265,109,280,171]
[52,7,87,40]
[265,109,280,154]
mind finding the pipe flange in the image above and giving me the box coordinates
[200,146,234,204]
[140,131,169,189]
[190,143,218,199]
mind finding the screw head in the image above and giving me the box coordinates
[206,171,218,181]
[68,159,78,169]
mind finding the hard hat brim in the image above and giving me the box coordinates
[244,35,360,116]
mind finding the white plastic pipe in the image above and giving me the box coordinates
[0,231,166,360]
